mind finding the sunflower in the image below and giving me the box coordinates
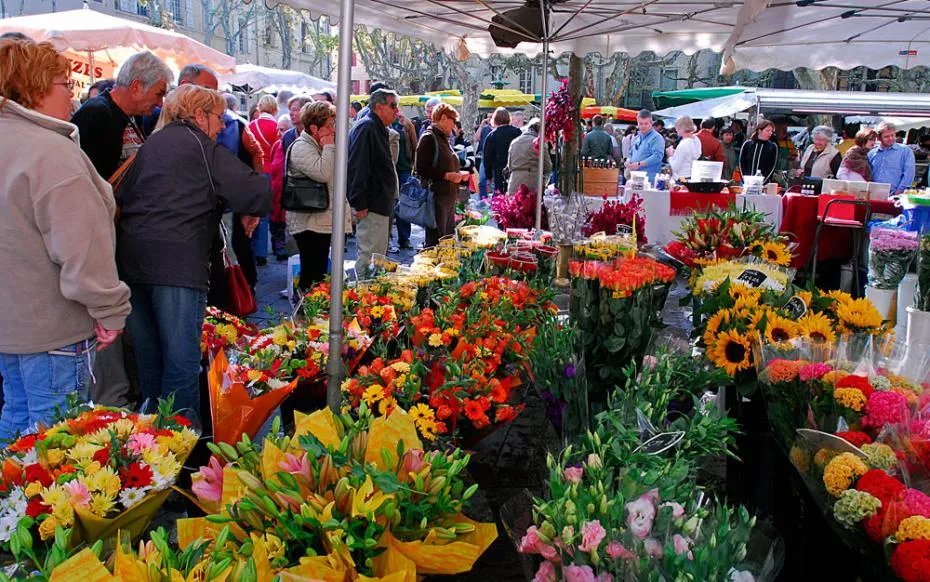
[798,312,837,344]
[764,314,799,347]
[729,283,762,302]
[835,298,885,333]
[708,329,753,376]
[796,290,813,307]
[759,241,792,266]
[825,289,853,310]
[703,308,734,347]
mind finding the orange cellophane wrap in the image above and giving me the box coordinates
[48,548,115,582]
[208,350,299,445]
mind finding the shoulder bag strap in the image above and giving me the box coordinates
[108,151,137,193]
[431,131,440,168]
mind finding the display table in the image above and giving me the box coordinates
[591,190,783,246]
[780,194,899,269]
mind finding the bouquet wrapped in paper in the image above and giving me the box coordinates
[181,407,496,580]
[0,400,197,576]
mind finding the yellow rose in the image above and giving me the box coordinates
[25,481,43,498]
[44,448,65,468]
[38,517,59,541]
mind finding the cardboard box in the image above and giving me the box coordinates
[583,167,620,197]
[868,182,891,201]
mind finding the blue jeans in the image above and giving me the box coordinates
[478,160,490,198]
[252,216,270,259]
[0,338,96,440]
[127,284,207,422]
[395,170,412,244]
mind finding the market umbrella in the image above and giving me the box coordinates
[220,63,335,95]
[0,5,235,97]
[651,87,749,110]
[580,106,639,122]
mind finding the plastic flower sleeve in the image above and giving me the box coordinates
[207,349,298,445]
[868,227,918,290]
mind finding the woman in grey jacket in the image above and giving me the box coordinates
[287,101,352,289]
[506,118,551,196]
[117,84,270,421]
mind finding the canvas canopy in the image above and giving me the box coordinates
[652,87,750,110]
[220,64,335,94]
[0,6,235,96]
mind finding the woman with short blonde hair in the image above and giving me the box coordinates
[0,38,131,436]
[257,94,278,115]
[667,115,701,180]
[116,83,271,421]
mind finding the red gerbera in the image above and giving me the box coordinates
[463,399,484,422]
[24,464,53,488]
[170,415,192,427]
[891,540,930,582]
[8,434,38,454]
[93,447,111,466]
[488,381,508,404]
[119,462,154,489]
[25,498,51,518]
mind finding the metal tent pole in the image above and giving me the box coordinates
[535,9,550,230]
[326,0,356,412]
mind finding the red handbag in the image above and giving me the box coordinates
[220,223,257,316]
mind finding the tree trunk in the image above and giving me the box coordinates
[559,54,584,195]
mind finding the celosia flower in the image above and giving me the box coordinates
[861,443,898,471]
[897,516,930,541]
[857,469,906,503]
[823,452,868,497]
[836,431,872,448]
[891,539,930,582]
[833,489,881,528]
[762,359,803,384]
[863,391,910,429]
[799,363,832,382]
[834,387,867,412]
[579,520,606,553]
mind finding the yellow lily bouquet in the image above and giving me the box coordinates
[178,406,496,580]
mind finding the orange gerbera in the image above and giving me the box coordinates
[463,399,485,421]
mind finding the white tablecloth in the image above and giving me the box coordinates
[585,190,783,246]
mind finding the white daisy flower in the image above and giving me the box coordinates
[118,487,147,509]
[0,517,17,543]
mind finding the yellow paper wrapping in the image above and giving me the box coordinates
[221,465,246,506]
[48,548,114,582]
[249,532,274,582]
[261,439,288,482]
[371,535,416,582]
[293,408,341,448]
[280,553,347,582]
[365,410,422,471]
[113,532,148,582]
[72,488,172,546]
[385,515,498,575]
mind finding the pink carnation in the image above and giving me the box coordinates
[127,432,156,455]
[533,561,557,582]
[563,565,597,582]
[673,534,694,560]
[579,520,607,552]
[863,391,910,429]
[606,541,635,559]
[644,537,663,558]
[564,466,584,484]
[799,363,832,382]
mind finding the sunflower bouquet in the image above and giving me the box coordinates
[182,407,496,580]
[0,399,197,577]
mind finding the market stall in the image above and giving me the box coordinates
[0,6,235,99]
[219,63,335,95]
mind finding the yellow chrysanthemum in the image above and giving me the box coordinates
[798,312,837,344]
[823,453,868,497]
[764,314,799,347]
[834,387,867,412]
[708,329,753,376]
[41,485,67,509]
[52,499,74,528]
[428,333,443,348]
[157,428,198,457]
[897,516,930,542]
[84,467,121,498]
[68,441,102,464]
[390,361,411,374]
[836,298,885,333]
[272,327,289,346]
[89,492,116,517]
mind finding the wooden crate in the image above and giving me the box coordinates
[582,167,620,197]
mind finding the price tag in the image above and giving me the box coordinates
[736,268,768,288]
[784,295,808,320]
[634,431,685,455]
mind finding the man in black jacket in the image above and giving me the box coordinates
[483,107,522,196]
[71,51,171,180]
[347,89,399,275]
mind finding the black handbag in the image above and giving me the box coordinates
[282,139,329,213]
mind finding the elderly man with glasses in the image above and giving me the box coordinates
[347,88,400,275]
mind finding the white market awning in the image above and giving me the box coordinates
[220,64,336,94]
[725,0,930,72]
[0,6,235,76]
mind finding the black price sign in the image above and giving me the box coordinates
[736,269,768,288]
[784,295,808,320]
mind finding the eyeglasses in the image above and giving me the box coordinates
[54,80,76,91]
[387,102,398,110]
